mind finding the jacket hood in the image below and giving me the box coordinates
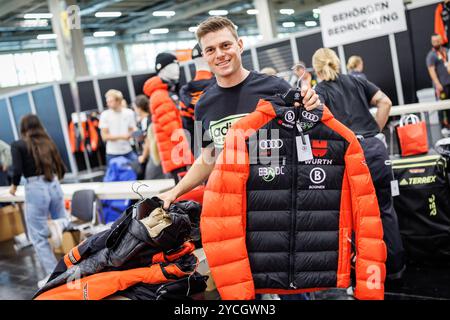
[143,76,168,96]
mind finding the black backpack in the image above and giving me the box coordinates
[392,154,450,265]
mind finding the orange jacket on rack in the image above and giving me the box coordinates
[68,119,99,153]
[143,76,194,174]
[435,2,449,45]
[200,97,386,300]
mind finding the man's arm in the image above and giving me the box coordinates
[100,128,130,142]
[428,66,444,93]
[371,90,392,131]
[158,146,217,208]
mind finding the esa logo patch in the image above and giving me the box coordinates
[259,166,285,182]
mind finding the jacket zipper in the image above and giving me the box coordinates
[289,108,301,290]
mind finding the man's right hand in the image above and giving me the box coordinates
[156,189,178,209]
[436,83,444,95]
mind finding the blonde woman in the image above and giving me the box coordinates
[346,55,367,80]
[312,48,405,282]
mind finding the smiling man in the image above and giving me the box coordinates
[157,17,321,208]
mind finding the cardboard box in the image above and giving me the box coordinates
[51,230,81,255]
[0,205,25,242]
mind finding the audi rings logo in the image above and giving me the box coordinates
[284,110,295,123]
[302,111,319,122]
[259,139,284,150]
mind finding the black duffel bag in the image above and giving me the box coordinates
[392,154,450,265]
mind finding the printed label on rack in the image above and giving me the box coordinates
[296,134,313,162]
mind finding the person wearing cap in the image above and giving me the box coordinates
[179,43,216,157]
[143,52,194,182]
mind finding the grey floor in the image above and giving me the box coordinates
[1,238,449,300]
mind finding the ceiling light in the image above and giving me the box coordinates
[208,10,228,16]
[188,26,198,33]
[150,28,169,34]
[93,31,116,37]
[37,33,57,40]
[24,13,53,19]
[313,8,321,14]
[280,9,295,15]
[20,20,48,27]
[305,21,317,27]
[152,11,176,17]
[95,11,122,18]
[282,22,295,28]
[247,9,258,15]
[313,13,319,19]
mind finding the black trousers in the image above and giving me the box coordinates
[359,136,405,279]
[438,85,450,128]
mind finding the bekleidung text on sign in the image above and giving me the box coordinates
[320,0,407,48]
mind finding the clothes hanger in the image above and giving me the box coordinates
[281,63,306,106]
[131,182,164,220]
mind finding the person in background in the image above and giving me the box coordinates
[132,94,165,179]
[312,48,405,284]
[9,114,68,288]
[426,34,450,130]
[99,89,137,166]
[347,55,368,80]
[289,61,313,89]
[179,43,216,157]
[143,52,194,182]
[0,139,12,186]
[260,67,277,76]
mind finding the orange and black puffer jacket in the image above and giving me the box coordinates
[179,70,215,153]
[201,96,387,300]
[435,3,449,45]
[143,76,194,174]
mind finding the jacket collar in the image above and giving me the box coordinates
[143,76,168,96]
[254,95,329,132]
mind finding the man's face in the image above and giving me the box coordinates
[432,36,442,48]
[200,28,243,78]
[106,96,121,110]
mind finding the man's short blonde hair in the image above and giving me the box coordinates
[105,89,123,101]
[195,17,239,44]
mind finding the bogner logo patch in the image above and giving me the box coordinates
[284,110,295,124]
[209,113,249,148]
[309,167,326,189]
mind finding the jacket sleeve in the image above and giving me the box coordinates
[435,4,448,44]
[200,129,255,300]
[344,138,387,300]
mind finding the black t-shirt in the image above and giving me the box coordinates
[11,139,65,186]
[315,74,380,137]
[11,140,38,185]
[195,71,291,149]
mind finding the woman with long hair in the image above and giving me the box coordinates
[9,114,68,286]
[312,48,405,283]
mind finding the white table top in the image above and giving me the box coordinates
[389,99,450,116]
[0,179,175,203]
